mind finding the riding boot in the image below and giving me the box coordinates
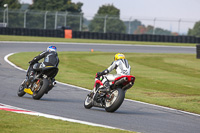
[26,71,34,87]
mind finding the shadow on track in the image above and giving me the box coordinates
[41,98,83,103]
[87,107,163,116]
[16,95,83,103]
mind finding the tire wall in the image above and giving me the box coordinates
[0,27,200,43]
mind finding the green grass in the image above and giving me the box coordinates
[0,35,196,47]
[8,52,200,114]
[0,110,133,133]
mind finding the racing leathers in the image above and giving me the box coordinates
[94,59,131,92]
[27,51,59,80]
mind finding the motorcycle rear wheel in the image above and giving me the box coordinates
[105,88,125,112]
[32,78,48,100]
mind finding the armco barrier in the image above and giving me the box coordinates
[0,27,200,43]
[0,27,64,38]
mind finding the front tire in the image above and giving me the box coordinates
[32,78,49,100]
[84,93,93,109]
[17,80,26,97]
[105,88,125,112]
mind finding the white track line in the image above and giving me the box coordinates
[0,103,125,130]
[4,53,26,72]
[3,53,200,119]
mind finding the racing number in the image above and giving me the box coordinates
[123,70,128,75]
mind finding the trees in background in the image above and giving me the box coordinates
[188,21,200,37]
[29,0,82,13]
[1,0,198,36]
[89,4,126,33]
[134,25,172,35]
[87,4,174,35]
[0,0,83,30]
[0,0,21,9]
[0,0,21,28]
[124,20,142,34]
[29,0,83,30]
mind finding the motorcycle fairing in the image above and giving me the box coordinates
[112,75,135,85]
[94,79,103,88]
[24,88,33,95]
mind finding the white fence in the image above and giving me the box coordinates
[0,8,198,35]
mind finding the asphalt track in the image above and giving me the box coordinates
[0,41,199,133]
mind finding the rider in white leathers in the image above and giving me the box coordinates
[94,53,131,92]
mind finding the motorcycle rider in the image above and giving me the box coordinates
[94,53,131,93]
[26,45,59,86]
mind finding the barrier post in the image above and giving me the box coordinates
[63,26,72,39]
[196,44,200,59]
[64,29,72,39]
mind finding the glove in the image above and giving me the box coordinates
[29,60,36,65]
[96,72,102,78]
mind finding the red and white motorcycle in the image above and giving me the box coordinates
[84,74,135,112]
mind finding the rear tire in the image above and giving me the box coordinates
[32,78,49,100]
[105,88,125,112]
[17,80,26,97]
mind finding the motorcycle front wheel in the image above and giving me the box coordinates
[17,79,26,97]
[84,92,93,109]
[105,88,125,112]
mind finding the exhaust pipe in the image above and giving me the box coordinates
[53,81,56,86]
[122,82,133,90]
[113,77,128,88]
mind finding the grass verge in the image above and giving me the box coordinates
[0,35,196,47]
[0,110,133,133]
[8,52,200,114]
